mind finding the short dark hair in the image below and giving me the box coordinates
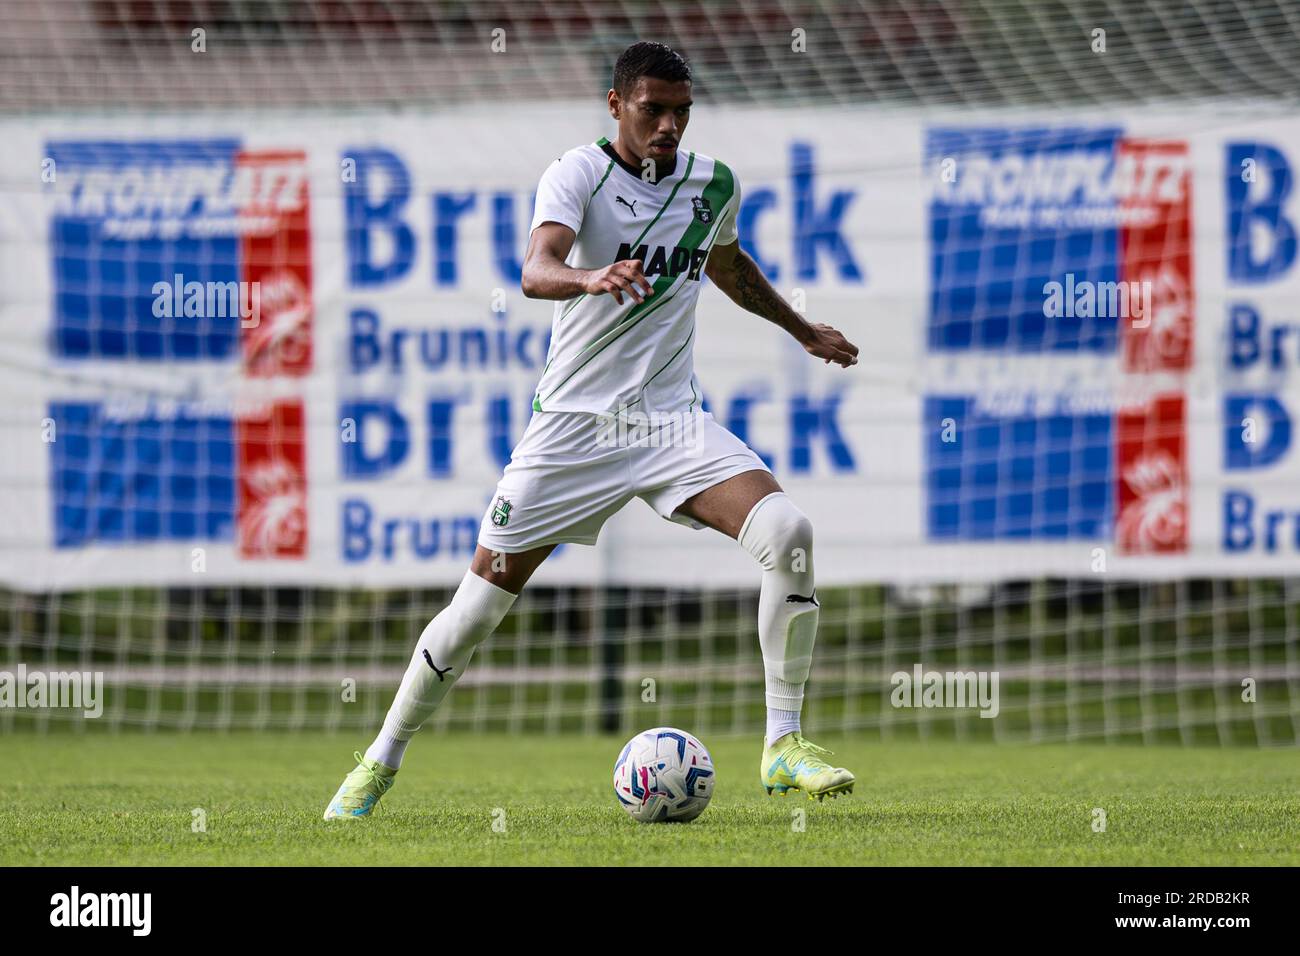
[613,41,691,96]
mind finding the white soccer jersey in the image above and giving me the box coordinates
[528,137,740,415]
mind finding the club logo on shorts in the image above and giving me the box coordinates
[691,196,713,224]
[491,495,512,527]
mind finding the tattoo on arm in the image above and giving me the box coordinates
[731,252,781,316]
[721,250,808,340]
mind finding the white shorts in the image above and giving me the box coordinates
[477,409,770,553]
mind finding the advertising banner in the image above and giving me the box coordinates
[2,105,1298,587]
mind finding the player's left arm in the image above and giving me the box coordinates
[705,239,859,368]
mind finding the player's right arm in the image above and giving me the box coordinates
[521,223,652,304]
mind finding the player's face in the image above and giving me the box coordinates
[610,76,693,165]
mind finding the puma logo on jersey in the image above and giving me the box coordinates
[615,195,638,217]
[616,242,710,281]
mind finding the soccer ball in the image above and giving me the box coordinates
[612,727,714,823]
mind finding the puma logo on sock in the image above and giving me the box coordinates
[786,592,819,606]
[422,649,453,681]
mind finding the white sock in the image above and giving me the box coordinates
[365,569,517,770]
[765,675,803,745]
[363,731,408,770]
[739,493,819,748]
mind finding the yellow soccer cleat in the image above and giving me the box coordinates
[760,732,855,801]
[323,751,396,819]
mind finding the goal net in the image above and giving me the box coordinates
[2,0,1299,745]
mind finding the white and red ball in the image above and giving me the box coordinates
[613,727,714,823]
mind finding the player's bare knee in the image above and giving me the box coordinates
[470,549,520,592]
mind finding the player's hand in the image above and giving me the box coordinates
[800,322,859,367]
[584,259,653,305]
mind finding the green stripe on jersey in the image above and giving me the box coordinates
[588,159,615,203]
[539,158,736,406]
[625,323,696,412]
[561,152,695,326]
[628,152,695,249]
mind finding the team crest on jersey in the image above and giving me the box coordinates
[691,196,713,224]
[491,495,513,527]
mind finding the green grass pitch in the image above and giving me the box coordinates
[3,732,1298,866]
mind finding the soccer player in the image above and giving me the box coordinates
[325,41,860,818]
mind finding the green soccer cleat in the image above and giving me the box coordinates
[323,751,397,819]
[761,732,855,801]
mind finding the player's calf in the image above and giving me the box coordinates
[739,492,820,745]
[738,494,855,798]
[323,558,527,819]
